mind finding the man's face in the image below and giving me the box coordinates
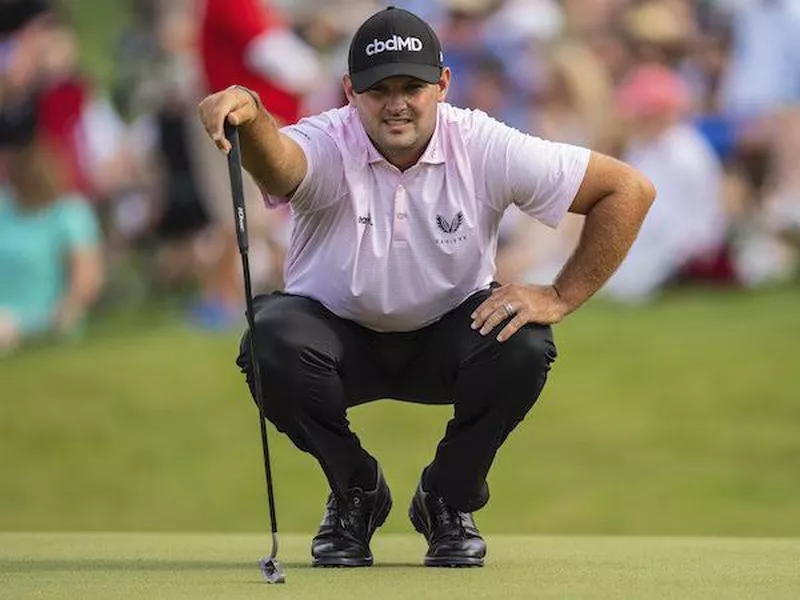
[344,69,451,169]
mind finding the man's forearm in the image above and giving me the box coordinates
[554,183,654,313]
[238,109,299,196]
[198,85,307,196]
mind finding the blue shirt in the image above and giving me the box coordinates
[0,188,100,335]
[720,0,800,119]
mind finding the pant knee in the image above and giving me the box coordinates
[236,311,340,420]
[237,311,319,375]
[499,324,557,374]
[491,326,557,419]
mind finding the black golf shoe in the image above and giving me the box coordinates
[409,481,486,567]
[311,465,392,567]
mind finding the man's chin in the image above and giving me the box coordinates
[382,135,416,151]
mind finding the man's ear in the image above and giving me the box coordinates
[437,67,452,102]
[343,74,356,104]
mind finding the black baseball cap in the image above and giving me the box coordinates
[348,7,444,94]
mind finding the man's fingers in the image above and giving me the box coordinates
[496,313,527,342]
[470,293,504,329]
[198,91,251,154]
[212,111,247,154]
[226,106,253,127]
[471,290,514,329]
[470,302,493,330]
[475,303,514,336]
[208,109,240,153]
[202,106,232,152]
[470,284,562,340]
[211,126,231,154]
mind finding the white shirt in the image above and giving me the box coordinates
[624,123,725,262]
[265,103,590,331]
[604,122,725,302]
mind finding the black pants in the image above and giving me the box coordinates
[236,287,557,513]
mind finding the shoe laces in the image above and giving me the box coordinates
[332,488,367,539]
[431,494,467,538]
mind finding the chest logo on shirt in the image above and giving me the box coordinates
[436,212,464,234]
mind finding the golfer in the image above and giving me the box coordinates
[198,7,655,568]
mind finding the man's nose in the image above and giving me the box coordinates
[385,91,408,111]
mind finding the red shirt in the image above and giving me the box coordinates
[199,0,301,125]
[37,77,92,197]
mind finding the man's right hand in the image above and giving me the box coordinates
[197,86,261,155]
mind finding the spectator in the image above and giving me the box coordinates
[0,0,53,148]
[199,0,321,125]
[118,3,214,292]
[459,52,527,130]
[712,0,800,285]
[0,136,103,353]
[483,0,564,99]
[532,40,614,149]
[293,1,380,114]
[718,0,800,122]
[436,0,499,108]
[34,20,132,205]
[187,0,323,329]
[0,0,50,35]
[603,64,730,302]
[496,40,614,285]
[621,0,695,69]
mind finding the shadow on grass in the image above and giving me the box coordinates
[0,559,424,573]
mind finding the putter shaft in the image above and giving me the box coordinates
[225,121,284,584]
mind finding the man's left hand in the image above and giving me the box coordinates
[470,284,569,342]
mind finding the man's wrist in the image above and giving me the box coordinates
[550,282,574,317]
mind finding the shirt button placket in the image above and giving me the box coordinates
[393,184,409,244]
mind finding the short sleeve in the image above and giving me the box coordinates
[56,196,100,249]
[263,119,346,214]
[468,111,591,228]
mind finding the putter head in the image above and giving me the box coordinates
[259,557,286,584]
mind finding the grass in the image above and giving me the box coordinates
[1,286,799,536]
[67,0,130,89]
[1,532,799,599]
[0,534,800,600]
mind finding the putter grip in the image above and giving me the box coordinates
[225,121,248,253]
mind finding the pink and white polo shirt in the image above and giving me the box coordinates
[264,103,590,332]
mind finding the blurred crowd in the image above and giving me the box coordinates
[1,0,799,353]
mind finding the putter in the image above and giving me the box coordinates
[224,121,285,584]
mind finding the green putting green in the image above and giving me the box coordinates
[2,533,798,599]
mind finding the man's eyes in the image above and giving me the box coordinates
[367,85,424,95]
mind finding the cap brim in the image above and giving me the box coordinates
[351,63,442,93]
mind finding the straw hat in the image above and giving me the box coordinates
[623,1,690,46]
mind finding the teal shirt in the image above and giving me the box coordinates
[0,187,100,336]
